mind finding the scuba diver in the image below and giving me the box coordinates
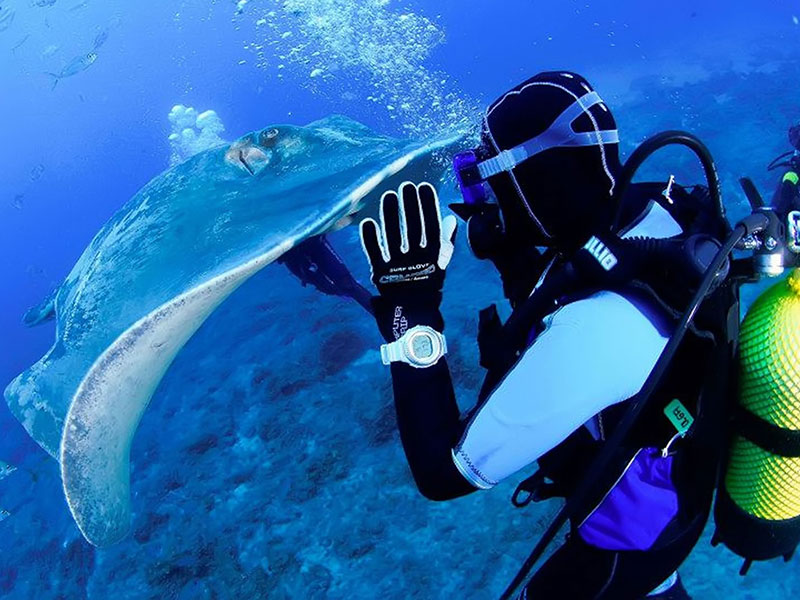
[278,234,374,315]
[768,123,800,217]
[359,71,742,599]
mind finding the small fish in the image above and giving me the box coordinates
[47,51,98,90]
[32,0,57,6]
[93,16,121,49]
[30,163,45,181]
[0,7,15,32]
[92,28,109,50]
[69,0,88,10]
[42,44,59,57]
[11,33,29,53]
[10,193,24,209]
[26,264,48,280]
[0,460,17,479]
[0,509,10,523]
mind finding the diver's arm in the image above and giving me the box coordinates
[280,235,375,314]
[372,295,478,500]
[314,235,375,314]
[388,355,478,500]
[360,182,473,500]
[452,290,668,489]
[376,289,667,499]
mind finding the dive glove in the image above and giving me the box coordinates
[360,182,457,342]
[360,182,457,300]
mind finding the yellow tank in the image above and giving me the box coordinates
[715,268,800,570]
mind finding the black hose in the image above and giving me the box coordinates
[610,131,726,234]
[498,224,747,600]
[768,151,795,171]
[740,177,765,210]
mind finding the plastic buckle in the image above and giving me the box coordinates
[510,471,559,507]
[499,149,520,171]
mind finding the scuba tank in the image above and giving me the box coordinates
[713,268,800,573]
[711,149,800,575]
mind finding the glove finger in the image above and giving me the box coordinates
[359,217,386,270]
[438,215,458,270]
[442,214,458,244]
[418,182,441,250]
[401,181,423,252]
[380,189,403,259]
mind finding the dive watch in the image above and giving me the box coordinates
[380,325,447,368]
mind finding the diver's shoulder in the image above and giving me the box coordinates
[553,289,665,334]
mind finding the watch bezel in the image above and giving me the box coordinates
[404,327,443,367]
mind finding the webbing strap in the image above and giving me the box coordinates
[735,406,800,457]
[477,91,618,179]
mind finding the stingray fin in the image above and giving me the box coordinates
[60,238,295,546]
[23,287,59,327]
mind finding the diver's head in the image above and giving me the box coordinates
[789,123,800,152]
[454,71,622,253]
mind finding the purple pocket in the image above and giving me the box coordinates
[578,447,678,551]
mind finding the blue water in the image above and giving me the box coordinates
[1,1,800,597]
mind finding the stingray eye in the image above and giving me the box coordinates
[260,128,279,146]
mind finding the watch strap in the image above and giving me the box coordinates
[380,339,403,365]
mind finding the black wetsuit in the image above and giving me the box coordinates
[278,235,373,315]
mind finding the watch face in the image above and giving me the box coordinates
[410,332,435,359]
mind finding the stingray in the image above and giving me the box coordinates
[5,115,461,546]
